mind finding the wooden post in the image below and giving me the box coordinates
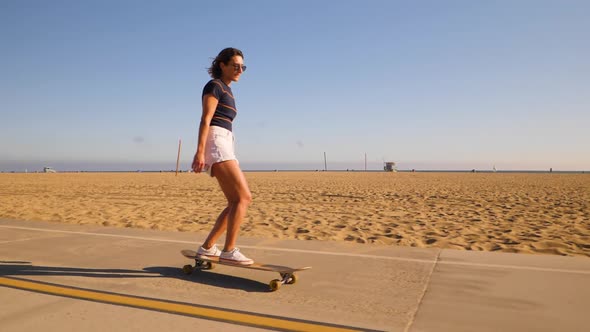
[324,152,327,171]
[175,139,182,176]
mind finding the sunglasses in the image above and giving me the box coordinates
[232,64,247,72]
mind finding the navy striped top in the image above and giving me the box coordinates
[202,79,237,131]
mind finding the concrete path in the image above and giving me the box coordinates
[0,218,588,332]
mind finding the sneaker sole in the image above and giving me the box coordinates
[219,258,254,266]
[197,254,220,259]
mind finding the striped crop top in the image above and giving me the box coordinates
[202,79,237,131]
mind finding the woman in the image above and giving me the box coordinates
[191,47,253,265]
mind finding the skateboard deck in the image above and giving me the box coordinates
[181,249,311,291]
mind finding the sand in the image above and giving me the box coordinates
[0,172,588,257]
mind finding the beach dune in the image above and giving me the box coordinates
[0,172,588,257]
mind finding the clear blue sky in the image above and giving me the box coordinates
[1,0,588,171]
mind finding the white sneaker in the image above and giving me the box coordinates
[219,248,254,265]
[196,245,221,258]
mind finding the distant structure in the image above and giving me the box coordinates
[383,162,397,172]
[43,167,56,173]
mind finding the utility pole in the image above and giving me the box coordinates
[175,139,182,176]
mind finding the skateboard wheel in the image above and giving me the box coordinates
[286,274,298,285]
[269,279,282,292]
[182,264,193,275]
[196,260,215,270]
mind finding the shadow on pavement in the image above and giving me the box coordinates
[0,261,270,292]
[0,262,157,278]
[144,266,270,293]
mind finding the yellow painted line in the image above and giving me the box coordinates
[0,277,371,332]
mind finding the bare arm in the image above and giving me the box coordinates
[192,94,218,173]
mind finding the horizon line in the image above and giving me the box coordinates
[1,169,587,174]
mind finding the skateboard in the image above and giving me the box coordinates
[181,249,311,291]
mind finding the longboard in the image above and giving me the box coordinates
[181,249,311,291]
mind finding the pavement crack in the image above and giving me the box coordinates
[404,248,441,332]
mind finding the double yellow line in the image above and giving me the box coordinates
[0,277,372,332]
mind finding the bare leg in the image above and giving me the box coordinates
[207,160,252,252]
[201,206,229,249]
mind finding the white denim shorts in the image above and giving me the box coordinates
[203,126,238,177]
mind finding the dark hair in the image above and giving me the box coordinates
[208,47,244,79]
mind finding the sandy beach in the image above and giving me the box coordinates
[0,172,588,257]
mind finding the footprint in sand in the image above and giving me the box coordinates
[425,238,437,245]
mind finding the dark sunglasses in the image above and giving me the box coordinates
[232,64,247,72]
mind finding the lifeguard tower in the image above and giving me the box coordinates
[43,167,56,173]
[383,162,397,172]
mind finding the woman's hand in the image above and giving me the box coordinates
[192,151,206,173]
